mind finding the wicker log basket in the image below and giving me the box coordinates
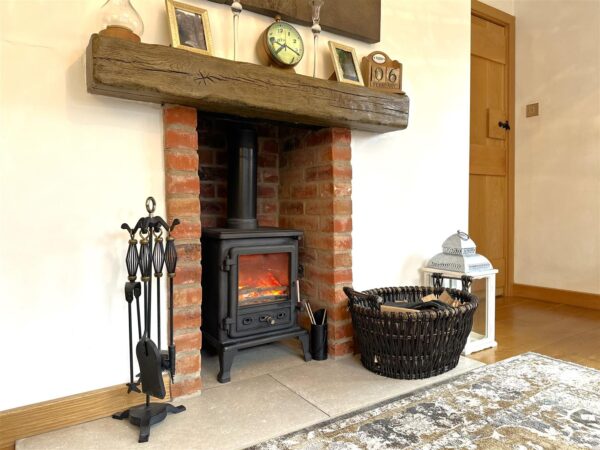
[344,285,478,380]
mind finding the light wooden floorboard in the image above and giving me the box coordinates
[469,296,600,369]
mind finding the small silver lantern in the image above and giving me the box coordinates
[423,230,498,355]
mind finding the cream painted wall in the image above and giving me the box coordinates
[0,0,471,410]
[351,1,471,288]
[513,0,600,293]
[0,1,168,411]
[480,0,514,15]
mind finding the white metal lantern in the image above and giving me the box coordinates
[423,230,498,355]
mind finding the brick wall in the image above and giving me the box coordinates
[163,105,202,397]
[279,127,354,357]
[197,117,280,228]
[163,107,353,398]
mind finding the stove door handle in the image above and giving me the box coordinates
[261,315,275,325]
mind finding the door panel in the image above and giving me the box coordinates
[471,15,506,64]
[469,175,506,258]
[470,143,506,176]
[469,174,507,294]
[470,13,509,295]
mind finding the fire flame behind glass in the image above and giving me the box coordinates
[238,253,290,306]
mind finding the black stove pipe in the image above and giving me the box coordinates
[227,126,258,229]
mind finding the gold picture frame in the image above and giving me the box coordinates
[166,0,213,56]
[328,41,364,86]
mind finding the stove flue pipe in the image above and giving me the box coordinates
[227,126,258,229]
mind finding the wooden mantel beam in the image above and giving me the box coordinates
[86,35,409,133]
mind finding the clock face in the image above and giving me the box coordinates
[266,20,304,67]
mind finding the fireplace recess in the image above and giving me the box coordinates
[201,125,311,383]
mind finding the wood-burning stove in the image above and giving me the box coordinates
[201,125,311,383]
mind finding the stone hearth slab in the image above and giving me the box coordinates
[17,375,328,450]
[17,349,483,450]
[270,356,485,417]
[201,340,307,390]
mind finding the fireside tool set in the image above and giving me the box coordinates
[113,197,185,443]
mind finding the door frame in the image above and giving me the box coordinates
[471,0,515,296]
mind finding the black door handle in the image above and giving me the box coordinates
[498,120,511,130]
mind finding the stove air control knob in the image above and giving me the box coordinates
[265,315,275,325]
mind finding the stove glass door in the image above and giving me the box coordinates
[238,252,290,307]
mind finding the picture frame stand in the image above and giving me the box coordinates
[327,40,364,86]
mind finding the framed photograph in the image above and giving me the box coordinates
[166,0,213,56]
[328,41,364,86]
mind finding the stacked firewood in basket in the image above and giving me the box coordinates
[380,289,463,314]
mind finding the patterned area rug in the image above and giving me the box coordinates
[250,353,600,449]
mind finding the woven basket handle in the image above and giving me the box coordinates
[343,287,382,310]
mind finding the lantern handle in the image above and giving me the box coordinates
[457,230,470,241]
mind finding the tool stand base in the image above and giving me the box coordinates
[113,402,186,443]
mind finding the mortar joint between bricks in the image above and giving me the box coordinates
[174,327,201,337]
[173,373,201,383]
[166,214,201,222]
[175,349,200,358]
[173,283,202,292]
[173,303,201,314]
[175,238,200,247]
[166,146,199,154]
[332,336,353,344]
[166,168,201,176]
[177,259,201,267]
[165,123,197,132]
[169,214,201,221]
[173,326,201,335]
[166,191,200,198]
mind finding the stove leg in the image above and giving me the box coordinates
[218,347,237,383]
[298,333,312,362]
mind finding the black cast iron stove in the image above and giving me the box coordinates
[201,125,311,383]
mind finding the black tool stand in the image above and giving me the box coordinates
[113,197,186,443]
[113,397,186,443]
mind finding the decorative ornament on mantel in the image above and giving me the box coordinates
[231,1,243,61]
[309,0,324,78]
[259,16,305,72]
[361,51,403,94]
[99,0,144,43]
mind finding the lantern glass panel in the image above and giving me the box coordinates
[471,278,488,338]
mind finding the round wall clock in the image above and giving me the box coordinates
[261,16,304,69]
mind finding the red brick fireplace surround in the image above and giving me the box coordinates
[163,105,353,397]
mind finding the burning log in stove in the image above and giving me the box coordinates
[238,253,290,305]
[238,286,290,305]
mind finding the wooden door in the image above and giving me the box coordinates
[470,6,514,296]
